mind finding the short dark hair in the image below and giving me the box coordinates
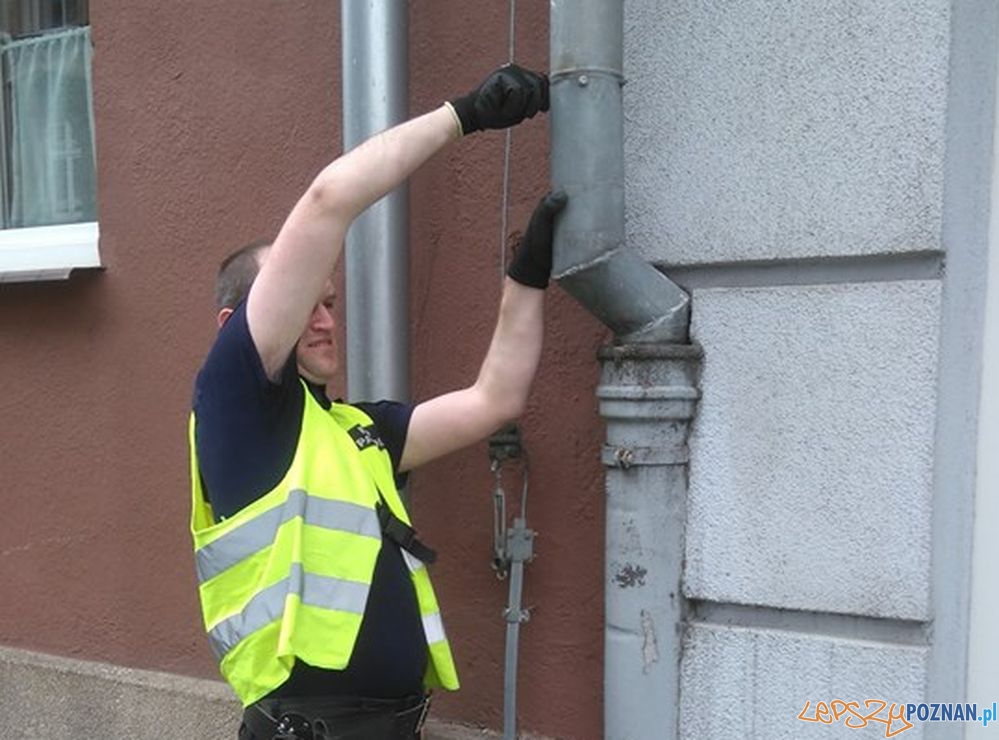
[215,239,270,311]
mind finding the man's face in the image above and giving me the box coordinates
[296,280,338,385]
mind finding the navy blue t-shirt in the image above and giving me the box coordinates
[192,301,426,699]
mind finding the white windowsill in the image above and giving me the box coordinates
[0,221,102,282]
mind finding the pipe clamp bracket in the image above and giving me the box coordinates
[602,444,689,468]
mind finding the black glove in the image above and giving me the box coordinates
[449,64,549,136]
[507,191,568,289]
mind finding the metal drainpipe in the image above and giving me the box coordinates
[550,3,700,740]
[549,2,689,344]
[596,345,700,740]
[341,0,409,403]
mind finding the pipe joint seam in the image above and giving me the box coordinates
[554,247,622,280]
[598,343,704,362]
[549,67,625,86]
[620,301,692,345]
[597,385,700,402]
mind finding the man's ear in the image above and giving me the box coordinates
[217,307,234,329]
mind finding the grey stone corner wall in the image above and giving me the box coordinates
[677,281,939,737]
[0,646,548,740]
[616,0,983,736]
[623,0,951,266]
[685,280,940,620]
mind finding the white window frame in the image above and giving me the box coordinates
[0,221,100,282]
[0,1,100,283]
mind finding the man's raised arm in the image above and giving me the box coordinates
[400,191,567,472]
[246,65,549,380]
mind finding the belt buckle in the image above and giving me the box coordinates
[274,712,313,740]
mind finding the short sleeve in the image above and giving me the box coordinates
[192,302,302,520]
[354,400,414,488]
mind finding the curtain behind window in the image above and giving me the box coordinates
[4,26,96,228]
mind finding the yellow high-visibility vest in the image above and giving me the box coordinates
[189,383,459,706]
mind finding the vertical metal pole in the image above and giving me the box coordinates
[341,0,409,402]
[500,513,534,740]
[598,345,701,740]
[0,42,9,228]
[504,556,525,740]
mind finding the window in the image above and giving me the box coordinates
[0,0,99,281]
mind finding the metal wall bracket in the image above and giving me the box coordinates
[601,444,690,468]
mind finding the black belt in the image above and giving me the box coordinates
[241,694,431,740]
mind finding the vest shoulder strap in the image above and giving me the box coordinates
[375,501,438,564]
[329,403,438,565]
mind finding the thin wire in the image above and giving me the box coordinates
[499,0,517,283]
[519,451,530,521]
[506,0,516,61]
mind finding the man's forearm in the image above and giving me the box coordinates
[474,278,545,421]
[471,190,568,420]
[312,105,459,223]
[399,183,563,473]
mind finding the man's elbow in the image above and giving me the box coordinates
[489,392,528,428]
[307,167,354,220]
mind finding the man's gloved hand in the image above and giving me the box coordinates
[507,191,568,289]
[449,64,549,136]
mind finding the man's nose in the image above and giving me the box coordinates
[311,304,335,330]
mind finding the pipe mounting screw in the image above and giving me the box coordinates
[614,447,634,469]
[578,74,589,87]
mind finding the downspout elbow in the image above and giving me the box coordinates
[554,246,690,344]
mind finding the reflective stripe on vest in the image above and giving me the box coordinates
[398,548,458,690]
[207,562,368,659]
[400,551,447,647]
[196,490,380,584]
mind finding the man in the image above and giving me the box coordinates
[189,64,567,740]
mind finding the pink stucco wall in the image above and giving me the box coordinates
[0,3,606,737]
